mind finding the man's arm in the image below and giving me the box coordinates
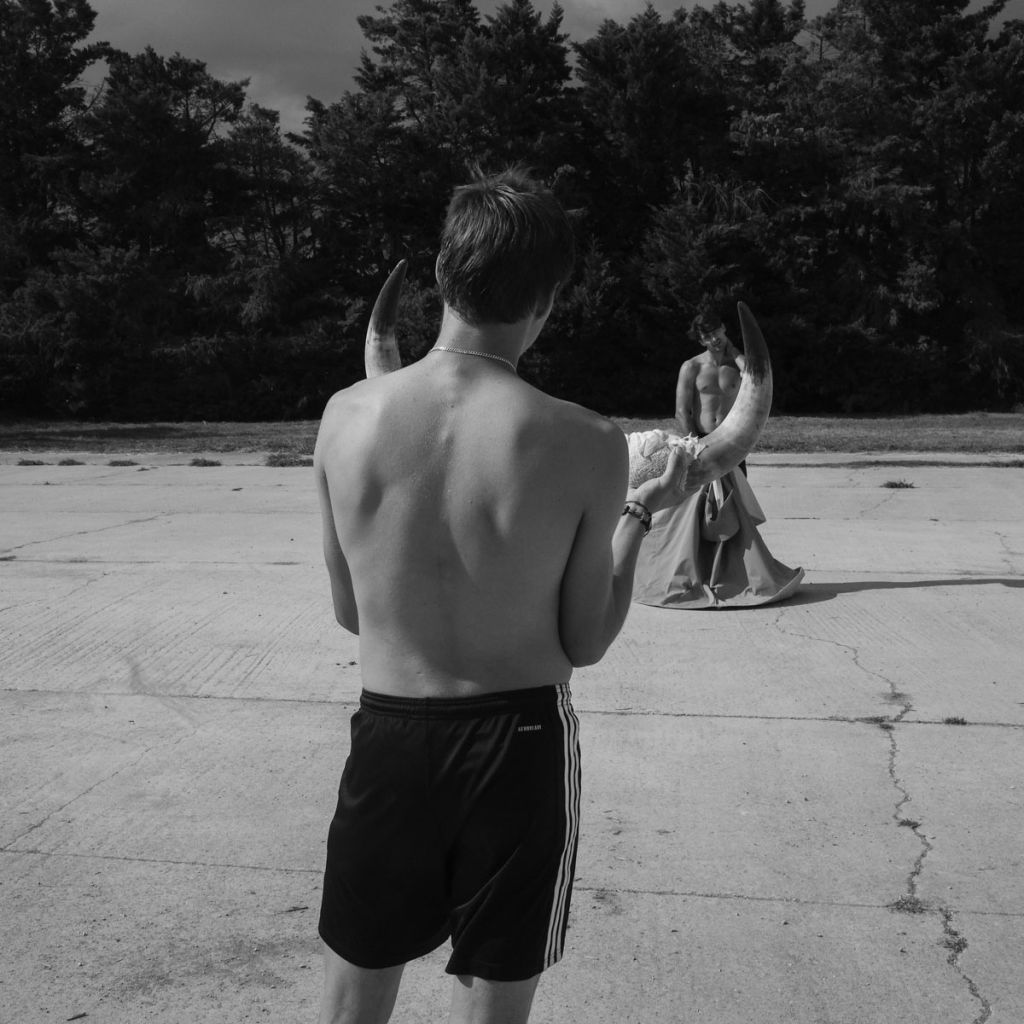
[558,423,692,667]
[313,423,359,634]
[675,360,699,434]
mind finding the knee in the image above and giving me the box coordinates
[318,945,403,1024]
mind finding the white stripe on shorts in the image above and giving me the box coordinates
[544,683,581,968]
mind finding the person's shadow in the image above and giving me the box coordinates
[784,578,1024,606]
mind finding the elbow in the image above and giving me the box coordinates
[562,635,611,669]
[333,598,359,635]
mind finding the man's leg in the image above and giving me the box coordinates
[318,941,405,1024]
[448,974,540,1024]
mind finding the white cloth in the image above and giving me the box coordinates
[626,430,704,488]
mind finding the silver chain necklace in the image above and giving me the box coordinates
[432,346,518,373]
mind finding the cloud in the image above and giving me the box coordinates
[88,0,374,130]
[84,0,1024,135]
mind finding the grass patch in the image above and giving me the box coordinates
[882,479,915,488]
[108,458,138,466]
[17,458,47,465]
[616,412,1024,454]
[58,457,84,466]
[190,457,222,467]
[2,412,1023,455]
[266,452,313,467]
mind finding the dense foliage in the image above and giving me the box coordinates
[1,0,1022,418]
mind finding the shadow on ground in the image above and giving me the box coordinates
[785,578,1024,606]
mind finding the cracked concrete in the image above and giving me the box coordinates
[1,452,1023,1022]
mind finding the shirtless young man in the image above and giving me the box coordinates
[675,312,748,438]
[312,169,702,1024]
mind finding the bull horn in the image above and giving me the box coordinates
[364,260,407,377]
[695,301,773,478]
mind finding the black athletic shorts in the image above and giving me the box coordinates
[318,684,581,981]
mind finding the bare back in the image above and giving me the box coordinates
[315,355,621,698]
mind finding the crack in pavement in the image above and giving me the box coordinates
[770,612,994,1021]
[770,611,903,694]
[940,908,993,1024]
[993,530,1022,573]
[1,718,201,853]
[0,847,319,875]
[886,721,993,1023]
[1,745,160,852]
[859,489,900,517]
[2,514,168,554]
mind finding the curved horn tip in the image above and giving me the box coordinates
[365,259,408,378]
[375,260,408,305]
[736,301,770,383]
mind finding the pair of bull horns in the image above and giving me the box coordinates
[363,260,772,481]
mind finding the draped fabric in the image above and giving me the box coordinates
[632,469,803,610]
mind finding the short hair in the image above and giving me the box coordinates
[690,311,724,340]
[436,167,575,325]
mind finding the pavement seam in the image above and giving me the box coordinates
[4,688,1024,729]
[7,847,1020,928]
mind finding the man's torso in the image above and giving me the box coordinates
[690,352,740,434]
[317,356,610,698]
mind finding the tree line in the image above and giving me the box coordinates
[2,0,1022,420]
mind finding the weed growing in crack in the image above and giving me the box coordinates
[898,819,921,829]
[882,479,915,488]
[889,895,928,914]
[942,931,968,961]
[943,716,968,725]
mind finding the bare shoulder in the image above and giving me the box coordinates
[314,378,381,465]
[533,393,627,480]
[679,354,703,379]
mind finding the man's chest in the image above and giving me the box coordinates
[696,362,740,396]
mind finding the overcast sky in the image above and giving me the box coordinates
[84,0,1024,133]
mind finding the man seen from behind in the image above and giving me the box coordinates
[313,167,700,1024]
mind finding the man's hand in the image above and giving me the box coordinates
[628,446,706,513]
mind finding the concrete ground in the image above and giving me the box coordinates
[1,449,1022,1023]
